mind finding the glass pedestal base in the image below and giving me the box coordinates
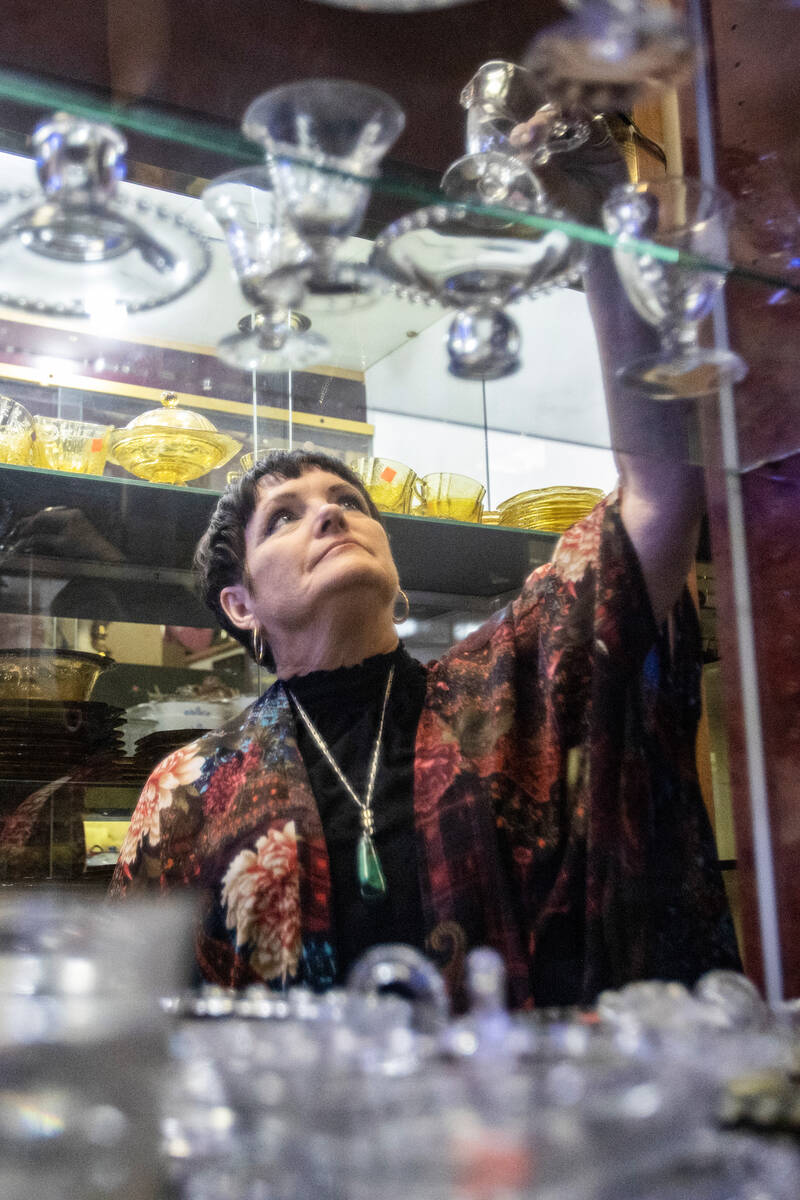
[618,348,748,401]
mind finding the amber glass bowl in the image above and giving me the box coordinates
[0,649,114,702]
[108,393,241,485]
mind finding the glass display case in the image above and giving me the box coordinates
[0,0,798,1008]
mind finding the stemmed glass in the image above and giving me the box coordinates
[242,80,405,300]
[602,176,748,399]
[202,167,330,372]
[525,0,696,114]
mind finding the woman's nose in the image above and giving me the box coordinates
[315,501,348,534]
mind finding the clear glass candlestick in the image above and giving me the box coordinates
[0,112,210,318]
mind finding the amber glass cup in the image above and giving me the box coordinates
[422,472,486,522]
[32,417,112,476]
[0,396,35,465]
[351,456,423,514]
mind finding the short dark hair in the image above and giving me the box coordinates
[194,449,382,670]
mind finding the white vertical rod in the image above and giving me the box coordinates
[287,370,294,451]
[250,369,259,459]
[688,0,784,1002]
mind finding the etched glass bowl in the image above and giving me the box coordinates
[0,649,114,701]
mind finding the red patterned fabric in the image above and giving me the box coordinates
[110,491,739,1005]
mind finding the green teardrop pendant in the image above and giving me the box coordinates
[356,833,387,900]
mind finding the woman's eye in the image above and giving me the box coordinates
[340,493,365,511]
[265,508,296,534]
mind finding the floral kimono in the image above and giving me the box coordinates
[110,492,739,1008]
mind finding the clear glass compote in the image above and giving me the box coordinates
[0,112,210,317]
[202,167,330,373]
[460,59,590,170]
[525,0,696,114]
[371,187,584,380]
[242,80,405,301]
[602,176,748,400]
[440,150,546,222]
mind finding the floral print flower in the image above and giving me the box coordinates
[551,490,612,584]
[201,742,263,817]
[118,743,204,866]
[221,822,301,982]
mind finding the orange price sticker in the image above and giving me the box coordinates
[380,466,397,483]
[90,438,104,452]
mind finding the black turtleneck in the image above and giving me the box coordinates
[282,644,428,982]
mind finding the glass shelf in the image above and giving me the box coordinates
[0,63,795,294]
[0,463,557,621]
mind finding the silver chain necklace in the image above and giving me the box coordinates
[286,663,395,901]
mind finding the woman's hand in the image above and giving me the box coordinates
[509,110,629,225]
[8,507,125,564]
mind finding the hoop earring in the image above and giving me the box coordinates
[392,588,410,626]
[252,626,266,664]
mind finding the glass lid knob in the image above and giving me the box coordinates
[33,112,127,208]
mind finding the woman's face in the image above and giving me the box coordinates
[220,467,399,649]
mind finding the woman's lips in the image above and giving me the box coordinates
[315,538,363,564]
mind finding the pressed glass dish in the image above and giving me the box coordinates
[497,485,605,531]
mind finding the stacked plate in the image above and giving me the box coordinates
[497,486,605,532]
[0,700,125,780]
[132,727,209,777]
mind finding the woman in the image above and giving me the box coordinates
[110,127,740,1007]
[110,435,738,1005]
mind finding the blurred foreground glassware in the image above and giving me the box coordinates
[202,166,330,373]
[108,391,241,485]
[351,456,424,513]
[422,472,486,521]
[526,0,696,115]
[32,415,112,475]
[372,192,583,379]
[243,80,405,300]
[460,59,590,170]
[0,113,210,318]
[602,177,748,399]
[0,890,195,1200]
[347,943,450,1034]
[0,396,34,465]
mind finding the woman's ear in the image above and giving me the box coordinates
[219,583,257,633]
